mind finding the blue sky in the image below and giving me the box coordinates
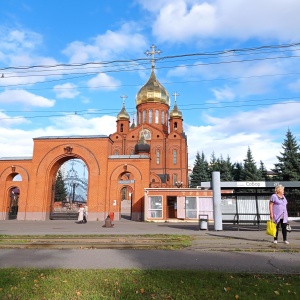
[1,0,300,169]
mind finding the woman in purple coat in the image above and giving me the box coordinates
[269,185,289,244]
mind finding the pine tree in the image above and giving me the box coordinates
[272,129,300,181]
[220,155,234,181]
[232,162,243,181]
[54,169,67,202]
[241,147,260,181]
[258,160,268,181]
[190,151,210,187]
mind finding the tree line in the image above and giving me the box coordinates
[190,129,300,187]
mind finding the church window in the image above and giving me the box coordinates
[138,112,142,125]
[161,111,165,124]
[115,150,119,155]
[173,150,177,165]
[155,110,159,124]
[143,110,146,123]
[174,122,177,130]
[149,110,152,123]
[156,150,160,164]
[173,174,177,186]
[120,124,123,132]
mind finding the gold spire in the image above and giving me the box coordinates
[170,92,182,118]
[117,94,130,120]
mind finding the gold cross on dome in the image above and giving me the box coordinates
[172,92,180,104]
[145,44,161,69]
[120,94,128,106]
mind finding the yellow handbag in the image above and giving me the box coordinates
[266,220,277,237]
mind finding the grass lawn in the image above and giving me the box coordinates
[0,269,299,299]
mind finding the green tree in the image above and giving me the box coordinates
[232,162,243,181]
[54,169,67,202]
[220,155,234,181]
[190,151,210,187]
[241,147,260,181]
[258,160,268,181]
[272,129,300,181]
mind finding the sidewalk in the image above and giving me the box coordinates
[0,219,299,251]
[0,220,299,273]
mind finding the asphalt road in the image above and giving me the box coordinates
[0,220,299,273]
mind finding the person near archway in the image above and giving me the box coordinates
[83,205,88,223]
[102,215,114,228]
[77,204,84,224]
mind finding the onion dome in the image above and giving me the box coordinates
[136,69,170,106]
[134,132,150,154]
[169,101,182,118]
[117,104,130,121]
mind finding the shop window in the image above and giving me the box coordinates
[186,197,197,219]
[148,196,162,218]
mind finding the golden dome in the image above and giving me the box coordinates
[117,105,130,120]
[170,101,182,118]
[136,69,170,106]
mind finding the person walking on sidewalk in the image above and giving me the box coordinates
[269,185,289,244]
[77,204,84,224]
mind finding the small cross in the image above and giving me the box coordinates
[120,94,128,106]
[172,92,180,104]
[145,44,161,69]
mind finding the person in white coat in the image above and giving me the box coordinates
[78,204,84,224]
[83,205,88,223]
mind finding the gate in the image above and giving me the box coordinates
[8,187,19,220]
[50,160,88,220]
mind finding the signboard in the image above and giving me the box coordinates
[199,181,300,189]
[118,180,134,184]
[236,181,266,188]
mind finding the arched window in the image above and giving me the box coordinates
[120,124,123,132]
[156,150,160,164]
[149,110,152,123]
[173,150,177,165]
[155,110,159,124]
[174,122,177,130]
[138,112,142,125]
[115,150,119,155]
[161,111,165,124]
[143,110,146,123]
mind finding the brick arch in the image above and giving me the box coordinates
[0,166,30,220]
[0,165,30,182]
[110,164,142,181]
[36,143,100,176]
[33,143,101,219]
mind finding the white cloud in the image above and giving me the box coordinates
[185,100,300,169]
[87,73,121,90]
[138,0,300,43]
[62,23,148,63]
[54,83,80,99]
[212,86,235,101]
[0,89,55,107]
[0,115,116,158]
[0,111,29,127]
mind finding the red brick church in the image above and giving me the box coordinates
[0,47,212,222]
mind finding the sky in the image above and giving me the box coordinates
[1,0,300,170]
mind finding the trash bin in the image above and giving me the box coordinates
[199,214,208,230]
[109,212,114,222]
